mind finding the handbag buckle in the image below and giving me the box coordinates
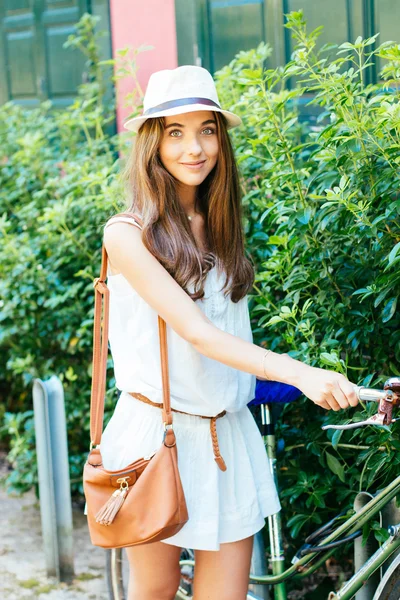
[116,476,130,490]
[93,277,107,293]
[163,423,176,447]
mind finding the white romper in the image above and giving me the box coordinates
[99,215,281,551]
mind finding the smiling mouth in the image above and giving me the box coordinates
[180,160,206,168]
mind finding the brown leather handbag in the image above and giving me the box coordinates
[83,213,189,549]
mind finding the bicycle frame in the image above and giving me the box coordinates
[328,524,400,600]
[247,403,400,600]
[178,407,400,600]
[261,403,287,600]
[107,382,400,600]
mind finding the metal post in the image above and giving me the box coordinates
[45,376,75,580]
[354,491,380,600]
[32,376,75,581]
[262,404,286,600]
[32,379,60,579]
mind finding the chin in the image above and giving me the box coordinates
[182,174,208,185]
[173,171,208,186]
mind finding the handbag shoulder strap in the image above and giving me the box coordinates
[90,212,172,448]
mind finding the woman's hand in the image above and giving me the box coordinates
[296,364,359,411]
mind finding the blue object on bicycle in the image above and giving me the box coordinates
[248,379,303,406]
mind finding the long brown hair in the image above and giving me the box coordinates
[121,111,254,303]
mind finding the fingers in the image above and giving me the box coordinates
[324,377,360,410]
[331,383,349,410]
[326,394,342,411]
[316,399,332,410]
[340,380,359,408]
[321,381,342,410]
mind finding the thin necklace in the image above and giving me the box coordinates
[186,211,198,221]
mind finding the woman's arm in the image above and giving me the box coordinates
[192,322,302,386]
[104,222,358,411]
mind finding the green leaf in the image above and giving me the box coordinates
[296,208,312,224]
[287,513,310,538]
[326,452,345,482]
[374,288,391,308]
[116,46,130,56]
[364,34,379,47]
[371,522,390,543]
[338,42,354,50]
[268,235,287,245]
[331,429,343,450]
[381,297,397,323]
[387,241,400,266]
[265,315,284,325]
[240,68,262,80]
[136,44,155,53]
[320,352,340,367]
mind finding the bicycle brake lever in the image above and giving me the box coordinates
[322,417,398,431]
[322,392,398,431]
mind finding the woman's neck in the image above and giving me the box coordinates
[177,182,198,216]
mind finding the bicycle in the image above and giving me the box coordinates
[105,377,400,600]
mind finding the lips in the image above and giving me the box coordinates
[180,160,206,170]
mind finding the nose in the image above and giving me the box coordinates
[185,134,203,156]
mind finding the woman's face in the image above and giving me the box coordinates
[158,110,219,187]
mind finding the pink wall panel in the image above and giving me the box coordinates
[109,0,178,132]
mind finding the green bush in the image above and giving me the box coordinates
[215,10,400,545]
[0,14,140,495]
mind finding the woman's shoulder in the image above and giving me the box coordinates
[103,212,144,277]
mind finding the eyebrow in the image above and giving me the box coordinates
[164,119,216,129]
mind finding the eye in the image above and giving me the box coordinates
[169,129,182,137]
[202,127,215,135]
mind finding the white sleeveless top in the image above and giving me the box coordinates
[103,215,256,417]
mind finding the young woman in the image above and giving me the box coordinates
[100,66,358,600]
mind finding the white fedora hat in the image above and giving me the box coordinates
[123,65,242,133]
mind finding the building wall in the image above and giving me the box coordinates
[0,0,111,107]
[109,0,178,132]
[174,0,400,84]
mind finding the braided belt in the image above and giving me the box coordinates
[128,392,227,471]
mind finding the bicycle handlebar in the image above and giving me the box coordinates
[322,377,400,431]
[353,384,391,402]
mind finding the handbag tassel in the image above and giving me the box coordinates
[95,488,128,525]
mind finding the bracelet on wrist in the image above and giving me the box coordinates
[262,349,272,380]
